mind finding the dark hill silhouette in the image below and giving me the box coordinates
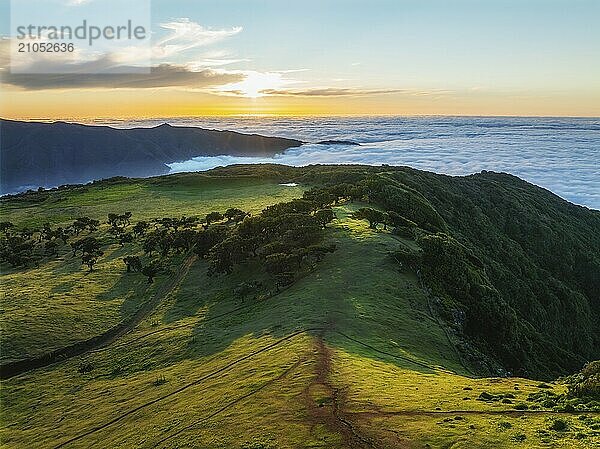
[0,119,302,193]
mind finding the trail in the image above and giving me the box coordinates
[349,409,600,418]
[153,357,305,447]
[52,328,322,449]
[302,334,376,449]
[49,327,436,448]
[0,254,197,380]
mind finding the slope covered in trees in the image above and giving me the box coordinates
[206,164,600,378]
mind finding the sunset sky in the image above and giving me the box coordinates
[1,0,599,118]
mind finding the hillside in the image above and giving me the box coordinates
[0,120,302,193]
[1,165,599,448]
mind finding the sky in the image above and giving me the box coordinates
[0,0,599,118]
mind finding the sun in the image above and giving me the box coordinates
[217,71,287,98]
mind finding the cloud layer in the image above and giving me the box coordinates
[156,116,600,209]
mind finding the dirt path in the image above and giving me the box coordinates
[153,356,306,448]
[0,254,197,380]
[348,408,600,418]
[302,334,377,449]
[52,328,321,449]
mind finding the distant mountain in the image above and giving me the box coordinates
[0,119,302,193]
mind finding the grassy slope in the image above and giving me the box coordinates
[1,174,598,448]
[0,174,304,228]
[0,177,303,362]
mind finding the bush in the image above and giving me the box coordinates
[77,362,94,374]
[549,419,568,431]
[565,361,600,399]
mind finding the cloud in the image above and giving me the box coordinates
[1,60,242,90]
[153,19,242,60]
[0,18,246,91]
[258,87,405,97]
[0,18,437,102]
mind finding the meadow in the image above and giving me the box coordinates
[1,168,598,448]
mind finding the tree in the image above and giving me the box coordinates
[314,209,336,228]
[173,229,199,252]
[194,226,228,258]
[237,216,269,256]
[44,240,59,257]
[141,260,162,283]
[207,235,249,274]
[80,237,103,271]
[0,222,14,235]
[262,199,316,217]
[143,231,161,256]
[109,226,125,239]
[263,252,301,289]
[132,221,150,237]
[179,216,199,229]
[72,218,86,235]
[205,211,224,226]
[263,252,301,276]
[0,235,36,267]
[224,208,248,223]
[155,217,177,230]
[303,189,338,208]
[73,217,99,234]
[41,222,53,241]
[19,228,35,240]
[82,250,103,271]
[107,213,119,227]
[302,244,337,265]
[119,232,134,247]
[282,224,322,247]
[565,361,600,399]
[122,255,142,272]
[352,208,388,229]
[86,219,100,233]
[71,236,97,257]
[157,231,174,256]
[54,227,70,244]
[108,212,132,230]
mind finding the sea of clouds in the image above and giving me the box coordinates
[103,116,600,209]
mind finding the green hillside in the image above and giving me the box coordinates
[1,165,599,448]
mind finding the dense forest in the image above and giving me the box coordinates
[210,164,600,378]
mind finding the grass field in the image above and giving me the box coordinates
[0,175,304,228]
[1,175,598,448]
[0,177,302,362]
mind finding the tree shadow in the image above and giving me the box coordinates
[161,259,269,324]
[159,224,466,376]
[94,270,152,318]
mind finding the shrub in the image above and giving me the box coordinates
[549,418,568,431]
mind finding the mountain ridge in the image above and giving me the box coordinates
[0,119,303,193]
